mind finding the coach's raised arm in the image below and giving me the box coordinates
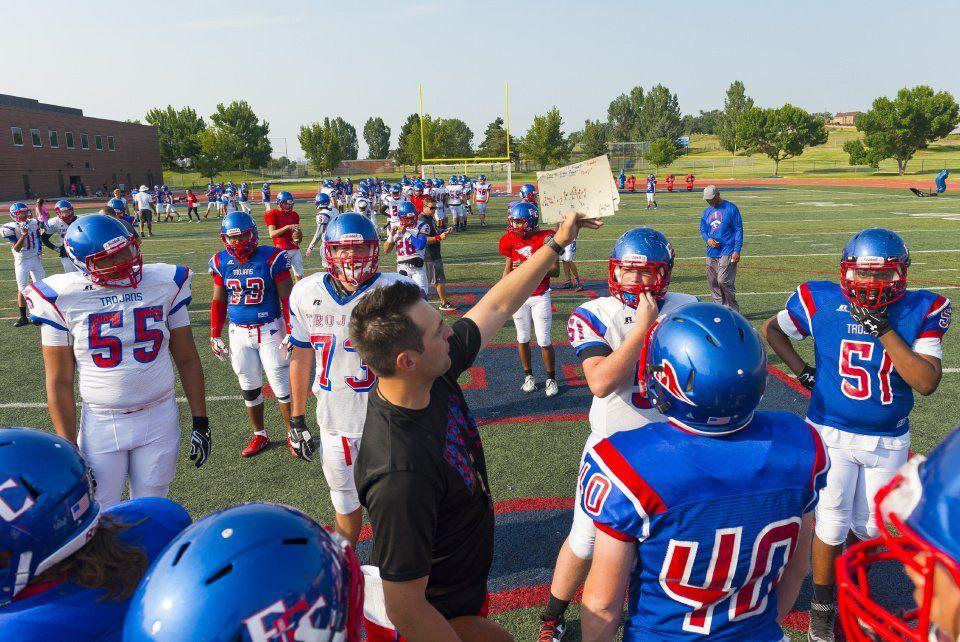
[348,211,600,642]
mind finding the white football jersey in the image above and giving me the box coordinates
[473,182,491,202]
[446,184,464,205]
[288,272,412,436]
[321,186,338,204]
[567,292,698,438]
[23,264,193,411]
[389,220,430,263]
[2,219,43,261]
[44,216,71,238]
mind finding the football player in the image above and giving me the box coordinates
[644,173,658,210]
[382,183,405,234]
[537,228,697,640]
[265,191,304,283]
[306,192,338,262]
[22,214,211,507]
[431,177,448,228]
[160,184,178,222]
[461,176,473,222]
[238,181,251,212]
[473,174,491,227]
[205,181,219,218]
[123,502,363,642]
[4,202,45,327]
[321,178,339,210]
[499,202,560,396]
[285,214,412,547]
[0,427,192,639]
[519,182,538,204]
[836,427,960,642]
[382,201,430,295]
[261,181,271,212]
[447,177,466,231]
[761,228,951,642]
[209,212,294,457]
[579,302,829,641]
[40,199,78,274]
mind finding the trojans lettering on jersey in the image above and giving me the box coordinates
[23,264,192,410]
[209,246,288,324]
[778,280,951,436]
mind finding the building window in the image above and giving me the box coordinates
[107,135,116,151]
[49,130,59,148]
[11,127,23,146]
[30,128,42,147]
[65,131,74,149]
[80,133,89,150]
[95,135,103,151]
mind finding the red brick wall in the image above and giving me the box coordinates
[0,106,162,201]
[332,159,396,175]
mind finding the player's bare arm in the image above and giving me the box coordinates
[42,344,77,443]
[878,330,943,395]
[777,511,814,622]
[762,314,809,375]
[289,345,314,417]
[12,227,27,252]
[170,326,207,419]
[501,255,513,279]
[582,290,659,398]
[580,529,635,642]
[381,576,462,642]
[466,211,602,348]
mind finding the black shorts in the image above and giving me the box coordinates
[139,210,153,222]
[425,259,446,285]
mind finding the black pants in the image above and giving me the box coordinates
[187,206,200,221]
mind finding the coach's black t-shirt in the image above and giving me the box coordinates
[422,215,442,261]
[356,317,493,620]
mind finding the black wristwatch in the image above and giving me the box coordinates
[545,237,564,254]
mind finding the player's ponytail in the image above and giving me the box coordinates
[32,514,149,601]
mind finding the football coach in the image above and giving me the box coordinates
[700,184,743,312]
[349,211,600,642]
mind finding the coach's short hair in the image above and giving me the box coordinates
[422,195,435,205]
[349,281,425,377]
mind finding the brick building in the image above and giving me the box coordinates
[828,111,863,127]
[0,94,162,201]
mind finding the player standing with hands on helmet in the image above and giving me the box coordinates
[762,228,951,642]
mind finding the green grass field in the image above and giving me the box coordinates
[2,184,959,640]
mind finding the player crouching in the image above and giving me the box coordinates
[209,212,294,458]
[286,214,413,547]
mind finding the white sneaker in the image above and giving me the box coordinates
[545,379,559,397]
[521,375,536,393]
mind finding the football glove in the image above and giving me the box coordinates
[798,365,816,391]
[288,415,316,462]
[849,302,892,337]
[279,334,295,361]
[210,337,229,361]
[189,416,211,468]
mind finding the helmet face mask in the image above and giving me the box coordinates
[82,241,144,288]
[325,239,379,286]
[609,259,671,305]
[10,203,29,222]
[839,259,908,309]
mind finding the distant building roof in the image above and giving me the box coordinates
[0,94,83,117]
[833,111,863,118]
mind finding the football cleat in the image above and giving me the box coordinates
[537,613,567,642]
[241,434,269,458]
[545,379,559,397]
[521,375,536,393]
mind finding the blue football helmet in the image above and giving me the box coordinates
[402,176,411,186]
[107,198,126,215]
[398,201,418,227]
[323,179,334,188]
[276,190,295,210]
[424,178,434,189]
[640,303,767,434]
[324,213,380,286]
[838,426,960,642]
[449,174,458,183]
[435,177,443,187]
[478,174,486,183]
[54,199,76,221]
[0,427,100,604]
[839,228,910,309]
[64,214,143,287]
[220,211,259,261]
[123,503,363,642]
[315,192,332,209]
[519,183,538,203]
[507,201,539,237]
[609,228,675,304]
[413,180,424,195]
[9,201,29,222]
[390,183,402,198]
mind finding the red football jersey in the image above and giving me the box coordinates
[498,229,553,296]
[264,209,300,250]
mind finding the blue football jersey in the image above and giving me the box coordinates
[0,498,191,642]
[209,245,289,325]
[580,411,828,641]
[781,281,951,436]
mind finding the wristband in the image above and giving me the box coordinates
[192,416,209,431]
[545,237,564,254]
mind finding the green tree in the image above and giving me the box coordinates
[145,106,206,170]
[845,86,959,174]
[640,84,683,143]
[521,107,571,170]
[606,86,645,141]
[194,128,243,180]
[478,117,508,156]
[579,119,609,158]
[737,104,828,176]
[437,118,473,157]
[717,81,754,155]
[394,114,421,166]
[683,109,723,134]
[330,117,359,161]
[363,117,391,159]
[209,100,272,168]
[646,137,678,170]
[298,119,343,174]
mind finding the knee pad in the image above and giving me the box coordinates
[275,393,291,404]
[241,387,263,408]
[330,489,361,516]
[814,506,851,547]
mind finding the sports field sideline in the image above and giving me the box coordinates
[2,183,958,640]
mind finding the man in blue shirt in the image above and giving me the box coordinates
[699,185,743,312]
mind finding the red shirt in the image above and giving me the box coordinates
[498,229,553,296]
[186,193,198,206]
[409,194,425,213]
[264,208,300,250]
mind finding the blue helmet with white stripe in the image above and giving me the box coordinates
[398,201,418,226]
[610,228,675,304]
[55,199,76,221]
[9,202,29,222]
[839,228,910,309]
[519,183,537,202]
[276,190,295,210]
[107,198,126,215]
[220,211,259,261]
[324,214,380,286]
[64,214,143,287]
[507,201,539,237]
[641,303,767,434]
[315,192,332,209]
[0,427,100,604]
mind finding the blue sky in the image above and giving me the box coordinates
[3,0,955,159]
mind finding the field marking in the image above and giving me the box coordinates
[0,395,244,409]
